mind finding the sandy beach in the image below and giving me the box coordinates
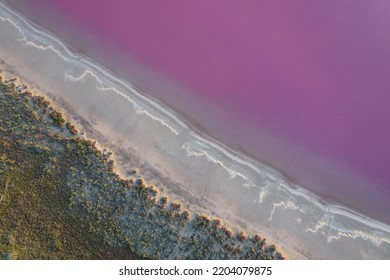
[1,1,390,259]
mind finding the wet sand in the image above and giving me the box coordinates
[1,2,390,259]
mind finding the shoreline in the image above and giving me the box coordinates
[1,1,390,259]
[5,0,390,225]
[0,0,384,224]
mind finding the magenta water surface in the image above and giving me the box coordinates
[6,0,390,222]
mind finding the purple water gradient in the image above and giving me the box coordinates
[6,0,390,222]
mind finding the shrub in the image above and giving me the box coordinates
[49,110,65,127]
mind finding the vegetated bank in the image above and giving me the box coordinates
[0,75,284,260]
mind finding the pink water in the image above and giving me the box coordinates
[6,0,390,222]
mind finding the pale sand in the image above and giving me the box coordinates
[1,2,390,259]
